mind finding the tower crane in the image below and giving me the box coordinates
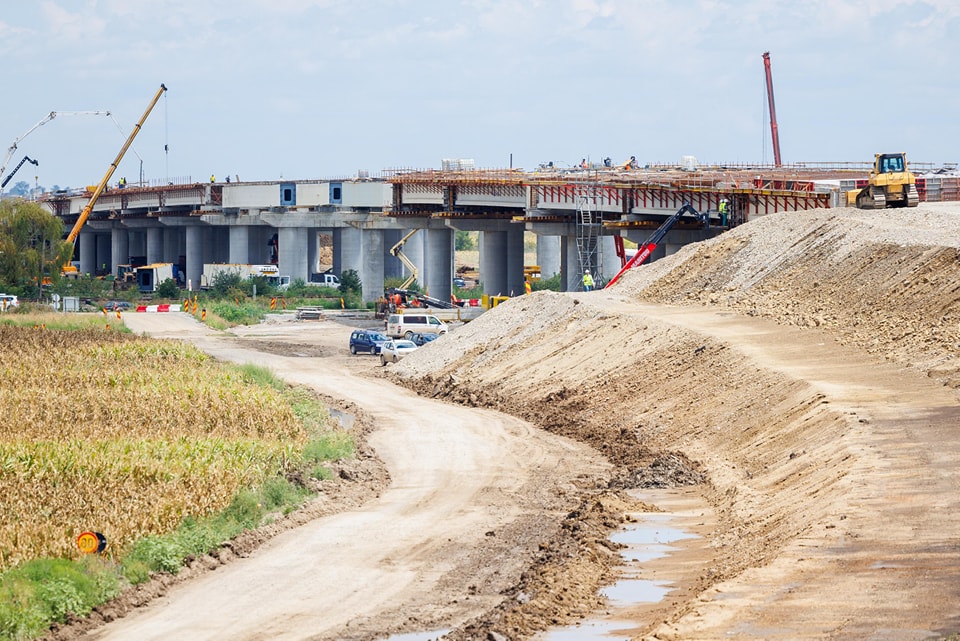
[0,110,111,192]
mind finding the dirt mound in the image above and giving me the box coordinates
[390,203,960,638]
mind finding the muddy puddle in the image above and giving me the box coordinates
[537,487,715,640]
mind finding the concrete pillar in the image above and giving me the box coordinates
[96,235,111,275]
[110,227,128,276]
[78,232,96,276]
[601,235,620,282]
[307,229,318,277]
[163,228,179,264]
[361,229,385,303]
[146,227,163,265]
[537,235,561,277]
[185,226,204,291]
[405,230,425,286]
[382,229,402,280]
[563,235,582,292]
[229,226,250,264]
[506,226,525,297]
[424,228,452,302]
[482,230,507,296]
[278,227,309,284]
[332,228,344,276]
[127,231,145,262]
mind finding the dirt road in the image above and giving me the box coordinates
[84,313,609,641]
[60,206,960,640]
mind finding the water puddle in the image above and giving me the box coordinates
[382,629,450,641]
[328,407,355,429]
[538,488,714,641]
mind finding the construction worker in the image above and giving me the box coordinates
[210,174,216,183]
[719,198,729,227]
[582,269,595,292]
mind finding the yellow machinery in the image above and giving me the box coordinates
[62,84,168,277]
[854,152,920,209]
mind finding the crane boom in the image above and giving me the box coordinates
[1,156,38,189]
[390,228,420,290]
[65,84,167,246]
[762,51,782,167]
[604,204,704,289]
[1,110,111,186]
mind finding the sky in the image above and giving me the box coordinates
[1,0,958,190]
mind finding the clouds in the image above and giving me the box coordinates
[0,0,957,190]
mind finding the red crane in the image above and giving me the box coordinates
[762,52,782,167]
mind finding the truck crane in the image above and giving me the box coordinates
[0,156,38,190]
[604,204,706,289]
[1,110,111,193]
[61,84,167,277]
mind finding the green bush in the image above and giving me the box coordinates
[156,278,180,298]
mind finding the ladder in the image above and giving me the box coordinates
[574,171,602,288]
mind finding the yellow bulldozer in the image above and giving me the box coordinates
[852,152,920,209]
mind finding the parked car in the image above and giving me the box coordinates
[380,339,418,365]
[349,329,389,355]
[102,300,133,311]
[410,332,440,346]
[0,294,19,310]
[453,277,467,288]
[385,313,448,339]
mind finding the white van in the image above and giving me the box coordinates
[386,313,448,339]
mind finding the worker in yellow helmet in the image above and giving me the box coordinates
[582,269,595,292]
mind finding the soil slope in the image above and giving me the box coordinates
[393,203,960,639]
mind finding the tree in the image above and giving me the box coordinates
[455,230,475,251]
[7,181,30,197]
[338,269,361,295]
[0,199,71,295]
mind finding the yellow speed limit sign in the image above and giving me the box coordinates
[77,531,106,554]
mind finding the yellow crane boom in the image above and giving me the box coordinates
[390,228,420,290]
[64,84,168,251]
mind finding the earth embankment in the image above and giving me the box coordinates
[393,204,960,639]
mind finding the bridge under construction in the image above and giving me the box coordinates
[41,159,960,302]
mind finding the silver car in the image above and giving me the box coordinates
[380,339,418,366]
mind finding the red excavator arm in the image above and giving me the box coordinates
[604,204,704,289]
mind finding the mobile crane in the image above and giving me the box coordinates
[61,84,167,277]
[604,204,706,289]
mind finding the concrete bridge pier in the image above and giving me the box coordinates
[562,235,583,292]
[600,235,620,283]
[147,227,163,265]
[382,229,402,280]
[537,235,561,278]
[229,226,250,264]
[480,230,507,296]
[506,225,526,297]
[424,228,453,302]
[338,227,387,302]
[96,234,111,274]
[163,228,179,265]
[278,227,309,285]
[78,232,96,276]
[185,226,205,290]
[111,227,129,276]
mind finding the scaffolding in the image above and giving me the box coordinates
[573,170,602,289]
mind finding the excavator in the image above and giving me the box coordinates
[605,203,706,289]
[854,152,920,209]
[61,84,167,278]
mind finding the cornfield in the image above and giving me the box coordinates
[0,325,310,570]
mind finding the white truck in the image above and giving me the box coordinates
[136,263,177,293]
[201,264,288,289]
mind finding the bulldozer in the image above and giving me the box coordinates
[853,152,920,209]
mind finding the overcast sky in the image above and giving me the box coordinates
[1,0,957,190]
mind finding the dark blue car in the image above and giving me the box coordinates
[349,329,389,355]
